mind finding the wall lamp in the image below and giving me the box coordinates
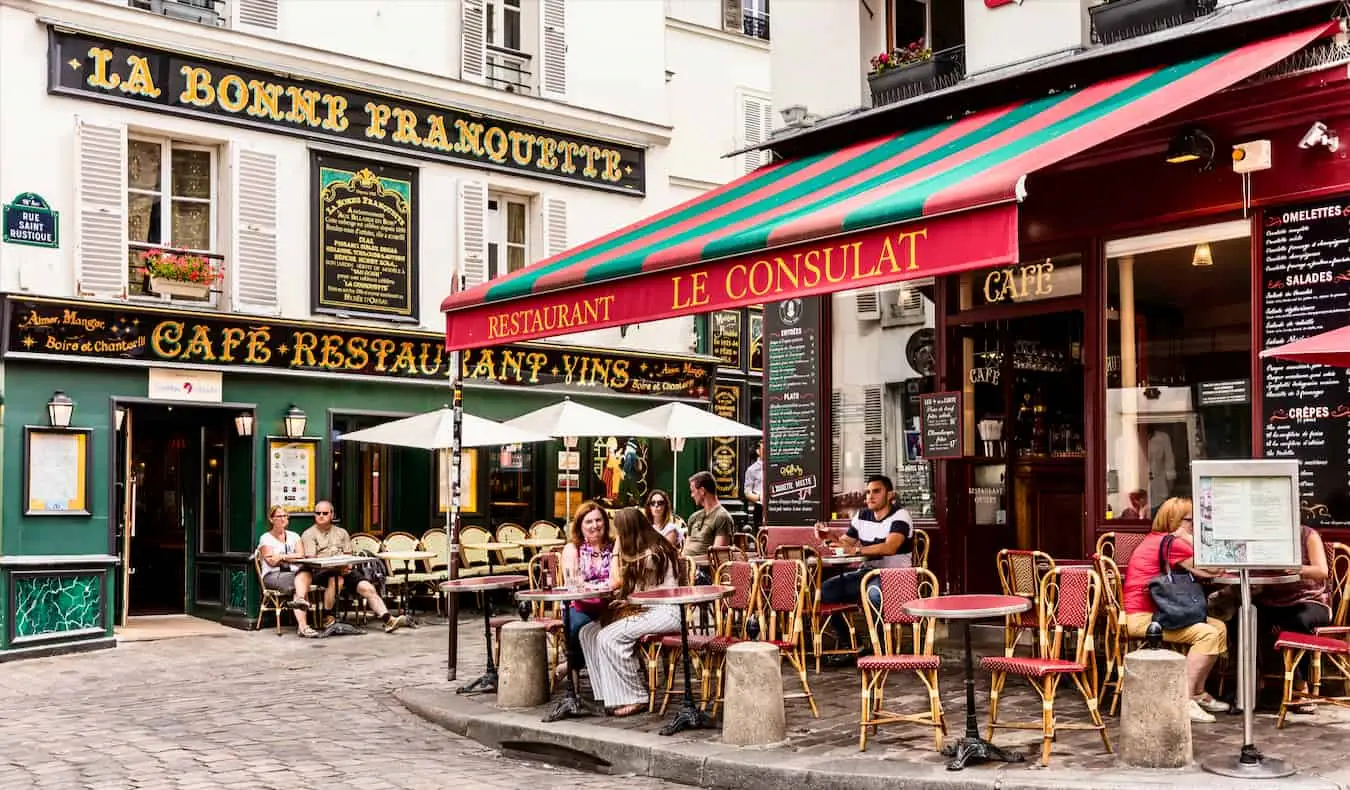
[283,404,307,439]
[1165,126,1215,170]
[115,405,127,432]
[1299,121,1340,153]
[47,391,75,429]
[235,411,255,438]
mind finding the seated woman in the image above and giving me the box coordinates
[1257,524,1331,713]
[644,489,684,548]
[1122,496,1230,722]
[557,501,614,677]
[579,507,682,717]
[256,505,317,638]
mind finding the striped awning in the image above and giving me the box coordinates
[443,24,1331,351]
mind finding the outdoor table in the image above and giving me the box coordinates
[516,585,614,722]
[512,537,566,552]
[476,541,519,575]
[442,575,529,696]
[377,550,436,621]
[903,594,1031,771]
[819,553,865,567]
[292,554,379,569]
[630,585,734,736]
[1202,570,1301,779]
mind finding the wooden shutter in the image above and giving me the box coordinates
[862,385,885,477]
[830,390,843,493]
[231,146,279,313]
[74,118,128,299]
[540,0,568,98]
[461,0,487,83]
[237,0,278,29]
[722,0,741,31]
[457,179,488,287]
[740,94,772,174]
[542,196,568,259]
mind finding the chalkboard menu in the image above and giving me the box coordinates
[1261,197,1350,527]
[711,310,742,368]
[919,391,963,459]
[311,153,419,322]
[764,297,825,525]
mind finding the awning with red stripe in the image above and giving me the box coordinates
[442,24,1331,351]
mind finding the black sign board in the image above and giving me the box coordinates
[748,309,764,373]
[710,383,742,499]
[711,310,742,369]
[764,297,825,525]
[48,29,646,196]
[311,153,418,322]
[1197,379,1250,407]
[918,391,963,459]
[1261,197,1350,526]
[4,297,716,397]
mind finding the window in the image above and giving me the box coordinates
[486,0,531,92]
[742,0,769,40]
[1103,224,1253,522]
[887,0,963,52]
[488,194,529,280]
[127,137,219,301]
[128,0,226,27]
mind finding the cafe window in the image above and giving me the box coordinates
[332,414,435,535]
[831,280,937,519]
[1103,221,1253,522]
[490,442,535,524]
[488,193,529,280]
[126,136,219,301]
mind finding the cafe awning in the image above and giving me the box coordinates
[441,24,1332,351]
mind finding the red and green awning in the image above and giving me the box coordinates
[443,24,1331,351]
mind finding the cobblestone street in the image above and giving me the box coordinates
[0,618,680,790]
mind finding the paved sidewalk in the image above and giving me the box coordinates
[397,616,1350,790]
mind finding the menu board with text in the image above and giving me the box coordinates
[1192,459,1301,569]
[710,382,742,499]
[764,297,825,525]
[1261,197,1350,526]
[919,391,963,459]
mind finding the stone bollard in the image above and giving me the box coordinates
[722,641,785,747]
[1120,626,1192,768]
[497,620,548,708]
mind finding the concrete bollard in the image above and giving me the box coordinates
[497,620,548,708]
[1120,645,1192,768]
[722,641,785,747]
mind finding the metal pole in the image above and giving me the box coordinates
[447,373,463,681]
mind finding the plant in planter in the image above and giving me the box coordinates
[868,40,944,103]
[137,249,222,299]
[1089,0,1217,45]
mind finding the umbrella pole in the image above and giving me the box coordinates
[447,355,464,682]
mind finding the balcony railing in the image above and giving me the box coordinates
[486,46,533,94]
[1089,0,1217,45]
[867,45,966,109]
[129,0,226,26]
[742,11,770,41]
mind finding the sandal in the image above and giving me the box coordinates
[298,626,321,639]
[609,704,644,718]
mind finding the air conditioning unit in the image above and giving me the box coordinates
[855,288,881,321]
[880,286,926,328]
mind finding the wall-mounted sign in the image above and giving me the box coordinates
[49,29,646,195]
[2,193,58,248]
[147,368,224,403]
[748,309,764,373]
[764,297,826,525]
[918,391,963,459]
[980,260,1081,304]
[311,153,418,322]
[5,297,715,398]
[1197,379,1250,407]
[711,310,741,368]
[710,383,742,499]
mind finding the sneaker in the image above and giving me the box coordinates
[1189,699,1216,723]
[1195,694,1230,713]
[384,614,408,633]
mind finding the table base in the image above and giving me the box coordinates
[1202,746,1295,779]
[659,698,713,736]
[543,685,598,722]
[457,669,498,695]
[942,736,1025,771]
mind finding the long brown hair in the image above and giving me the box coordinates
[643,489,674,529]
[568,500,612,547]
[612,507,677,599]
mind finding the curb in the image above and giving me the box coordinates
[393,684,1348,790]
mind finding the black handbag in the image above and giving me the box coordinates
[1147,534,1207,630]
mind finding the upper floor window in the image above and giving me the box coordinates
[464,0,564,97]
[488,193,529,280]
[723,0,770,41]
[127,137,221,303]
[129,0,226,26]
[888,0,963,53]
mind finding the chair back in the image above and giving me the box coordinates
[1091,553,1124,617]
[755,530,768,557]
[420,528,447,572]
[861,567,940,655]
[381,531,420,573]
[758,559,809,645]
[679,556,698,586]
[496,523,527,561]
[459,526,492,568]
[253,554,271,585]
[350,533,383,556]
[1328,541,1350,627]
[774,544,823,600]
[707,545,747,569]
[713,560,760,638]
[910,528,930,569]
[1098,531,1147,567]
[997,549,1053,599]
[1038,566,1102,665]
[732,533,757,555]
[526,551,562,617]
[529,520,563,540]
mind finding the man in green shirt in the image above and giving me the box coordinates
[683,471,733,581]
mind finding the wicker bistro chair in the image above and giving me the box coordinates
[1091,553,1130,715]
[1095,531,1148,569]
[380,531,423,603]
[1274,542,1350,725]
[657,560,759,714]
[350,532,383,556]
[457,526,492,578]
[775,543,861,673]
[996,549,1055,657]
[857,567,947,752]
[981,567,1112,767]
[910,528,931,570]
[636,556,701,712]
[418,529,450,614]
[493,523,531,574]
[528,520,563,540]
[253,555,288,635]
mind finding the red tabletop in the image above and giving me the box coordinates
[440,574,528,592]
[517,586,614,603]
[630,585,734,606]
[902,594,1030,620]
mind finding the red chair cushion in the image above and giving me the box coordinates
[817,602,859,616]
[858,654,940,672]
[980,656,1084,677]
[1276,631,1350,654]
[660,633,716,650]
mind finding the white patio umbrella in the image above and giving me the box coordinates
[626,401,762,496]
[337,407,550,450]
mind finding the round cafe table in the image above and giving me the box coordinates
[476,541,520,575]
[818,553,865,567]
[516,585,614,722]
[1202,570,1300,779]
[629,585,734,736]
[377,550,436,621]
[513,537,566,552]
[903,594,1031,771]
[441,575,528,696]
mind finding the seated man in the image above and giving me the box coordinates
[683,471,733,583]
[814,474,913,666]
[257,505,319,638]
[300,500,409,633]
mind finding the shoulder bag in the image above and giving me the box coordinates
[1147,534,1207,630]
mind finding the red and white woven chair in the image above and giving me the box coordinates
[658,559,759,714]
[995,549,1055,657]
[1275,541,1350,726]
[857,567,946,752]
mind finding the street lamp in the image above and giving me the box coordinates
[47,391,74,428]
[283,404,307,438]
[234,411,255,437]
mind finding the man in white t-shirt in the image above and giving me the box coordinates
[257,507,318,637]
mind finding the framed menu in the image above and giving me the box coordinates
[438,448,480,515]
[711,310,742,368]
[918,391,963,459]
[23,426,91,516]
[267,437,318,514]
[1192,459,1301,569]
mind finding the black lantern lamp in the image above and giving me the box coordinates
[1165,126,1215,170]
[283,404,307,439]
[47,391,74,428]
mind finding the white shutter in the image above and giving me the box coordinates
[237,0,278,29]
[231,147,279,314]
[856,288,881,320]
[862,385,885,477]
[461,0,487,83]
[542,197,568,259]
[540,0,568,99]
[830,390,843,493]
[740,94,771,174]
[457,179,488,288]
[74,118,128,299]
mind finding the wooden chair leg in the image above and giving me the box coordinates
[1038,676,1061,767]
[986,672,1007,739]
[859,669,874,752]
[1277,648,1303,729]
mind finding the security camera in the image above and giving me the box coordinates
[1299,121,1340,152]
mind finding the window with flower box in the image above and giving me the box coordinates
[127,137,221,302]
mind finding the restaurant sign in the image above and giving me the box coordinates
[4,298,714,398]
[48,29,646,196]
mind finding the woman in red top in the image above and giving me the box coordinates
[1122,496,1229,722]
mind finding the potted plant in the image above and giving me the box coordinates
[137,249,221,299]
[867,40,948,103]
[1089,0,1217,44]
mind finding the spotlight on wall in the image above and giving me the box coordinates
[282,404,307,439]
[1192,242,1214,268]
[1165,127,1216,170]
[47,391,74,429]
[1298,121,1340,153]
[235,411,255,438]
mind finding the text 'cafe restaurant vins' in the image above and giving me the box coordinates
[443,13,1350,593]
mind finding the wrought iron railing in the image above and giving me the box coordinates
[742,11,770,41]
[487,46,533,94]
[867,44,966,108]
[127,245,226,300]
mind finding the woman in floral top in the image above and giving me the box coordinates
[558,500,614,677]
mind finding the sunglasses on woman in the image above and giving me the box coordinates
[650,500,667,508]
